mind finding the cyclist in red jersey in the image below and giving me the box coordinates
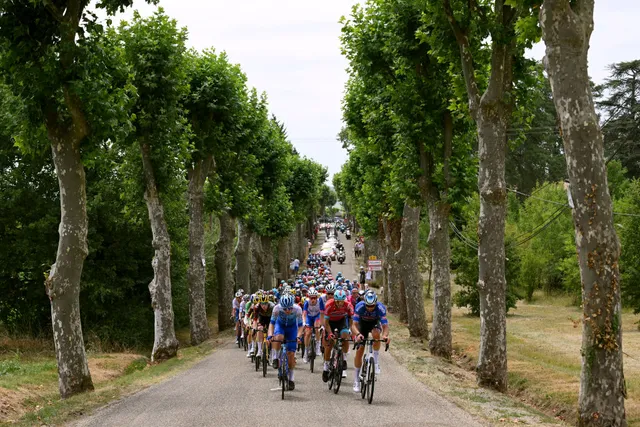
[322,289,354,382]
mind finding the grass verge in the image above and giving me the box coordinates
[388,311,566,426]
[1,321,230,426]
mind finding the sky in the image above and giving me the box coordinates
[104,0,640,182]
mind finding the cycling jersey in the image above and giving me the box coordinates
[270,304,303,328]
[303,298,325,317]
[353,301,388,325]
[254,302,275,321]
[232,298,242,320]
[323,299,354,322]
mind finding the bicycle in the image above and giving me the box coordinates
[327,329,352,394]
[271,339,299,400]
[255,328,270,377]
[356,336,389,404]
[307,326,319,373]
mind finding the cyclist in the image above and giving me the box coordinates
[302,287,325,363]
[242,294,254,358]
[268,294,303,390]
[322,289,354,382]
[351,291,389,392]
[232,291,243,344]
[252,293,275,364]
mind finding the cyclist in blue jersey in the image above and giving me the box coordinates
[302,287,325,363]
[268,294,303,390]
[351,291,389,393]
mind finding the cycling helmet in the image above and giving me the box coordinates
[317,284,325,292]
[358,290,365,297]
[325,283,336,293]
[334,289,347,302]
[364,291,378,306]
[280,293,295,308]
[308,288,319,297]
[235,291,242,298]
[243,294,250,301]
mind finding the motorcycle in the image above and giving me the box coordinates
[337,250,346,264]
[345,230,351,240]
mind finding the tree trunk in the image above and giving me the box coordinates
[395,203,428,338]
[389,217,407,322]
[262,236,274,289]
[381,217,393,310]
[235,220,251,292]
[428,193,452,358]
[216,211,236,331]
[277,237,290,282]
[140,143,179,362]
[44,122,94,398]
[298,222,307,260]
[251,232,265,290]
[187,156,213,346]
[444,0,516,392]
[378,228,390,305]
[541,2,627,424]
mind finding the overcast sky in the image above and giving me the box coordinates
[105,0,640,182]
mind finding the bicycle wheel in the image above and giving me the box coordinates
[367,356,375,404]
[360,359,367,399]
[281,358,287,400]
[255,348,260,372]
[334,352,343,394]
[328,353,335,390]
[243,335,248,352]
[262,348,268,377]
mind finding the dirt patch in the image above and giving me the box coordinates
[0,387,29,423]
[88,353,143,383]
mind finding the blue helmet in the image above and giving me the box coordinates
[334,289,347,302]
[280,293,295,308]
[364,291,378,306]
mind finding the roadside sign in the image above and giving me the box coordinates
[367,259,382,271]
[368,255,377,261]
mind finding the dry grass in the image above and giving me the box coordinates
[429,291,640,426]
[0,315,226,426]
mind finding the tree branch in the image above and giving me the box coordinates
[443,0,481,119]
[43,0,64,22]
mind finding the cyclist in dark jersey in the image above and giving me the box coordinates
[252,293,275,363]
[351,291,389,392]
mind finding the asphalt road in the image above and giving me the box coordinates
[72,229,483,427]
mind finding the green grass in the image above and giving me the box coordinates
[0,355,58,390]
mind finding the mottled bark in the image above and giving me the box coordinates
[216,211,236,330]
[444,0,516,392]
[250,231,265,290]
[541,1,627,425]
[277,237,290,282]
[140,143,179,362]
[381,218,392,308]
[235,220,251,292]
[298,222,307,260]
[427,112,453,359]
[396,203,429,338]
[428,194,452,358]
[44,116,94,398]
[389,217,407,322]
[262,236,274,289]
[187,156,213,346]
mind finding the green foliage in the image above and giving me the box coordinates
[595,60,640,179]
[451,194,521,315]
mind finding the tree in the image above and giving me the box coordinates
[119,10,190,361]
[428,0,540,391]
[0,0,153,397]
[183,49,247,344]
[595,60,640,178]
[541,0,627,424]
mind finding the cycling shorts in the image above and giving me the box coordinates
[305,314,321,327]
[257,316,270,330]
[327,318,350,337]
[358,320,381,339]
[274,323,298,352]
